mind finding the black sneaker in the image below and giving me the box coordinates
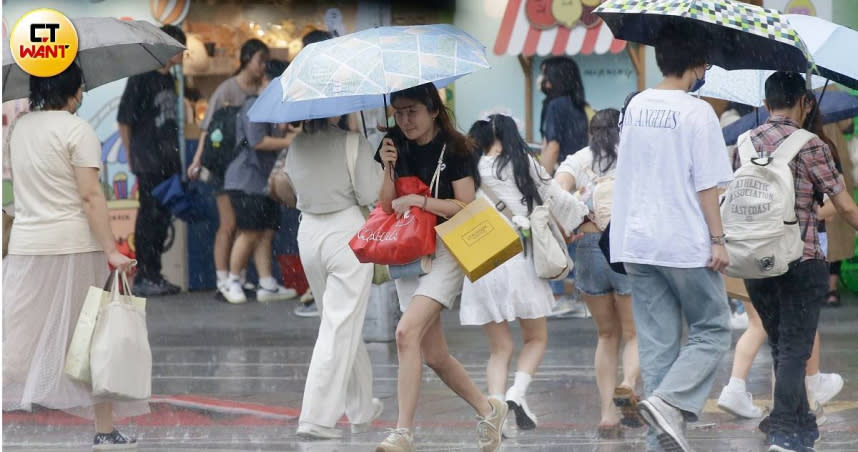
[133,278,173,297]
[155,278,181,295]
[93,429,137,450]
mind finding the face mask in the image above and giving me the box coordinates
[690,73,705,92]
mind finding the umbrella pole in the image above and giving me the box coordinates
[360,111,368,138]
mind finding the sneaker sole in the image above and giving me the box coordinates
[93,444,137,450]
[717,399,761,419]
[613,387,644,428]
[637,401,691,452]
[507,400,536,430]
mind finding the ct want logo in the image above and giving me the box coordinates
[10,9,79,77]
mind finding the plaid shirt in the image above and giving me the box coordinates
[747,115,845,261]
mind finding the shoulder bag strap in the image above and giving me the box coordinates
[480,183,515,221]
[428,143,446,198]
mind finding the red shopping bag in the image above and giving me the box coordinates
[349,176,437,265]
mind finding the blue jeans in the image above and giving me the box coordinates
[625,264,731,418]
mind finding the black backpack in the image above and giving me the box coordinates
[200,105,243,178]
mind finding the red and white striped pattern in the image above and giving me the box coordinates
[494,0,626,57]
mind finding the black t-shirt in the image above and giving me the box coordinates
[375,131,477,222]
[117,71,181,177]
[541,96,589,162]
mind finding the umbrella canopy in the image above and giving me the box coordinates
[248,24,489,123]
[3,17,185,101]
[594,0,810,72]
[785,14,858,90]
[722,91,858,145]
[697,65,827,107]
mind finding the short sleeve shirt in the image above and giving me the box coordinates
[749,115,845,261]
[374,131,477,223]
[117,70,181,177]
[9,111,103,255]
[541,96,589,162]
[200,77,255,130]
[609,89,734,268]
[223,95,279,195]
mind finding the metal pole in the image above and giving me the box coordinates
[174,64,186,181]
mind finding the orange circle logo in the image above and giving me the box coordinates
[9,9,79,77]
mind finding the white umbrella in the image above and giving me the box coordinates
[696,65,827,107]
[786,14,858,89]
[3,17,184,101]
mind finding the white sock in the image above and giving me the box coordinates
[228,273,241,285]
[510,371,532,398]
[726,377,747,392]
[240,269,248,284]
[806,373,821,385]
[216,271,228,282]
[259,276,278,291]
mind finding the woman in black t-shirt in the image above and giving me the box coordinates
[374,83,508,452]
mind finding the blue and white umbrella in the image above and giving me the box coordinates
[248,24,490,123]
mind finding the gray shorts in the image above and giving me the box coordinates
[394,239,463,312]
[575,232,633,297]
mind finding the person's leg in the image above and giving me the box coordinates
[718,300,767,418]
[583,293,622,426]
[393,295,449,429]
[214,193,237,280]
[229,230,262,276]
[515,317,548,377]
[768,261,827,438]
[133,174,162,282]
[253,229,276,279]
[94,401,113,434]
[806,331,821,376]
[614,293,639,391]
[652,266,731,419]
[421,310,493,417]
[481,321,514,398]
[300,231,375,429]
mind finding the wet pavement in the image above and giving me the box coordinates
[4,289,858,451]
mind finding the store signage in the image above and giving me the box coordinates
[525,0,604,31]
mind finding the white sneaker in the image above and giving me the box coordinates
[502,414,518,439]
[224,281,247,304]
[351,398,384,434]
[717,386,762,418]
[296,422,342,440]
[376,428,413,452]
[257,284,297,303]
[547,297,575,318]
[730,312,749,330]
[807,372,844,406]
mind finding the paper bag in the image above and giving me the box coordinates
[435,197,523,282]
[65,272,117,384]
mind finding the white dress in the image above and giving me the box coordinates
[459,155,586,325]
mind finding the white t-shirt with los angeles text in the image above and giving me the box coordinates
[609,89,733,268]
[8,111,103,255]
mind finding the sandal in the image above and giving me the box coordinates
[597,423,624,439]
[824,290,841,308]
[612,386,644,428]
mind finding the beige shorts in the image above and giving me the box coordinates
[394,239,463,312]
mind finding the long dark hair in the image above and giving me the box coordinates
[470,115,548,213]
[29,63,82,111]
[540,56,587,136]
[234,39,269,76]
[389,82,474,157]
[804,92,842,171]
[589,108,621,174]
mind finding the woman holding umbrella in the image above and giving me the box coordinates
[375,83,507,452]
[3,64,146,449]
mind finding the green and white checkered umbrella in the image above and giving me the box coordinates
[595,0,811,72]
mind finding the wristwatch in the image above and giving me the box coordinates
[710,234,727,246]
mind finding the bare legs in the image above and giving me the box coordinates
[394,295,491,429]
[481,318,548,397]
[214,194,236,276]
[583,293,639,426]
[94,402,113,434]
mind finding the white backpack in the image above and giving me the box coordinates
[721,129,815,279]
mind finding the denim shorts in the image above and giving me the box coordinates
[575,232,632,297]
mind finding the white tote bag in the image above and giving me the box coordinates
[90,271,152,400]
[65,271,120,384]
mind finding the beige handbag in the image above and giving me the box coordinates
[90,270,151,400]
[65,270,124,384]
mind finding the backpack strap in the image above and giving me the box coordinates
[736,131,757,165]
[772,129,816,164]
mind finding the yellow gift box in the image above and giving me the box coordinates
[435,197,523,282]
